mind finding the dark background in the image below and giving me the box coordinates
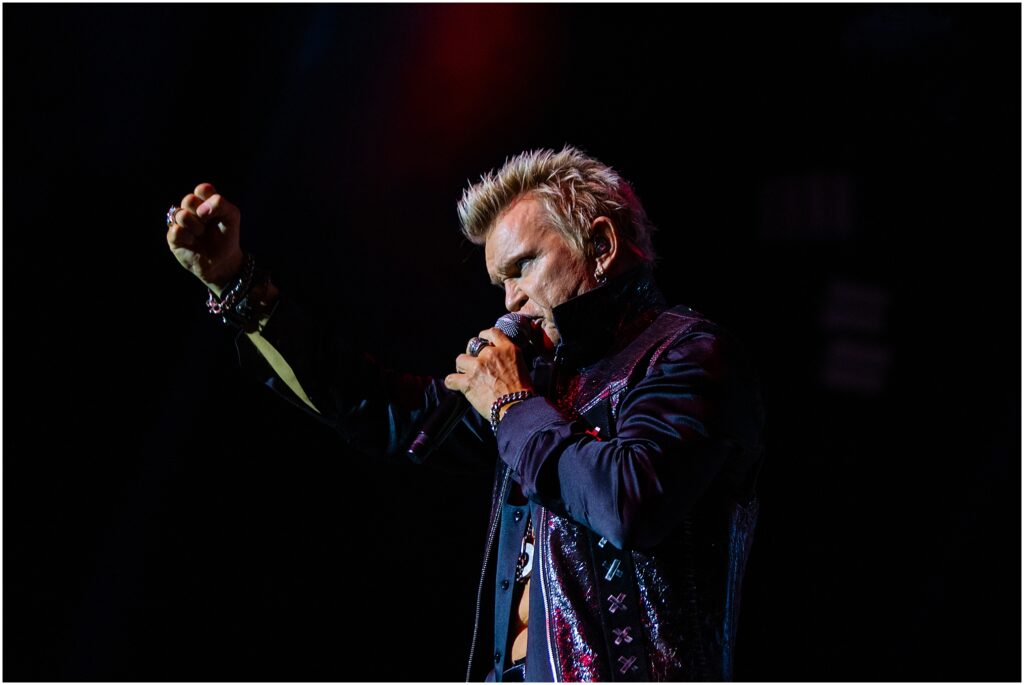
[4,4,1020,681]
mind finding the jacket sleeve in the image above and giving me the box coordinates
[493,327,763,550]
[232,292,495,464]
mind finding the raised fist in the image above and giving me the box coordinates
[165,183,244,295]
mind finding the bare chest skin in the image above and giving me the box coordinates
[509,578,530,662]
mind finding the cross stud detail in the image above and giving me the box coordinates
[608,593,627,613]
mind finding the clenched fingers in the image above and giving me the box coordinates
[444,372,469,393]
[194,183,218,200]
[180,191,205,236]
[181,191,205,219]
[480,327,512,347]
[166,222,195,248]
[446,351,481,393]
[453,353,479,375]
[196,193,239,230]
[172,200,207,236]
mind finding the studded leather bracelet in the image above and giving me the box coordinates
[490,390,537,433]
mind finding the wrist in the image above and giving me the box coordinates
[498,400,524,422]
[490,390,537,433]
[206,253,277,333]
[206,253,245,296]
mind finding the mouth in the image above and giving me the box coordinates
[519,317,553,350]
[534,321,557,351]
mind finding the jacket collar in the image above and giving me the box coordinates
[551,265,667,369]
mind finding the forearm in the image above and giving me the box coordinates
[493,329,761,550]
[235,280,320,414]
[232,287,492,461]
[496,397,727,549]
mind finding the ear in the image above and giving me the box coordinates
[590,216,620,275]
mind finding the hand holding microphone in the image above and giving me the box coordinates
[407,314,539,460]
[445,314,537,419]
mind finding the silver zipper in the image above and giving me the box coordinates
[466,465,513,682]
[539,507,560,681]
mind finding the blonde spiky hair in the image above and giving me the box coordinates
[457,146,657,263]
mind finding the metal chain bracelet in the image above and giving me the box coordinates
[206,253,271,332]
[206,253,256,315]
[490,390,537,433]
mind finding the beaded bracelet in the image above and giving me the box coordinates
[490,390,537,433]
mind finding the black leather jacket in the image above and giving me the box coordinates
[236,266,764,682]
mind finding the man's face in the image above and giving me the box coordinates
[485,196,592,351]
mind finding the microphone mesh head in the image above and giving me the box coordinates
[495,312,535,348]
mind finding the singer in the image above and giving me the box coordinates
[165,147,764,682]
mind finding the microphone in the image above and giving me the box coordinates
[406,313,537,461]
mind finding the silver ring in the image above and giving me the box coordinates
[468,336,492,357]
[166,205,179,229]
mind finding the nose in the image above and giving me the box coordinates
[504,280,527,312]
